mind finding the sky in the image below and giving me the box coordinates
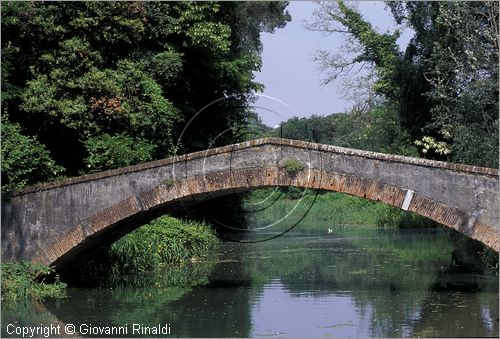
[252,1,413,127]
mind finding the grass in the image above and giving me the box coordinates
[243,188,437,234]
[1,262,66,302]
[109,215,219,275]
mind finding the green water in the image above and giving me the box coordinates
[2,226,498,338]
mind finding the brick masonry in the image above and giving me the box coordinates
[2,138,498,270]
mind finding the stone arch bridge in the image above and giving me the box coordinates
[2,138,498,270]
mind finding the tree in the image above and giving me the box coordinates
[273,104,418,157]
[307,1,400,107]
[389,1,499,167]
[1,114,64,193]
[424,2,498,167]
[309,0,498,167]
[83,133,156,173]
[1,2,291,191]
[168,2,291,152]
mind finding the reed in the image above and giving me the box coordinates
[109,216,219,275]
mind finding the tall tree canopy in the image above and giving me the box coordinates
[1,1,290,192]
[309,1,498,167]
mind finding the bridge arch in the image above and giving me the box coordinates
[1,138,498,270]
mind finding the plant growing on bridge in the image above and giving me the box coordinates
[283,159,305,177]
[164,178,176,187]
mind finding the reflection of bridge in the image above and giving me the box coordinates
[2,138,498,269]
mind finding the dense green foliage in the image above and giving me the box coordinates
[1,262,66,302]
[109,216,219,275]
[1,1,290,192]
[1,114,64,193]
[310,1,498,167]
[83,133,156,172]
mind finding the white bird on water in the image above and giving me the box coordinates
[328,228,333,234]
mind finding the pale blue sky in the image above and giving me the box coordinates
[252,1,412,127]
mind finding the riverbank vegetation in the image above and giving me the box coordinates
[1,216,219,295]
[109,216,219,276]
[243,188,435,235]
[1,262,66,302]
[64,215,219,286]
[242,188,498,271]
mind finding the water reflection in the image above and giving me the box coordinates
[250,281,360,337]
[2,226,498,338]
[410,291,498,337]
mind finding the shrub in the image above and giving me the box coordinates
[283,159,304,176]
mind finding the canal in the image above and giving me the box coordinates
[2,225,498,337]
